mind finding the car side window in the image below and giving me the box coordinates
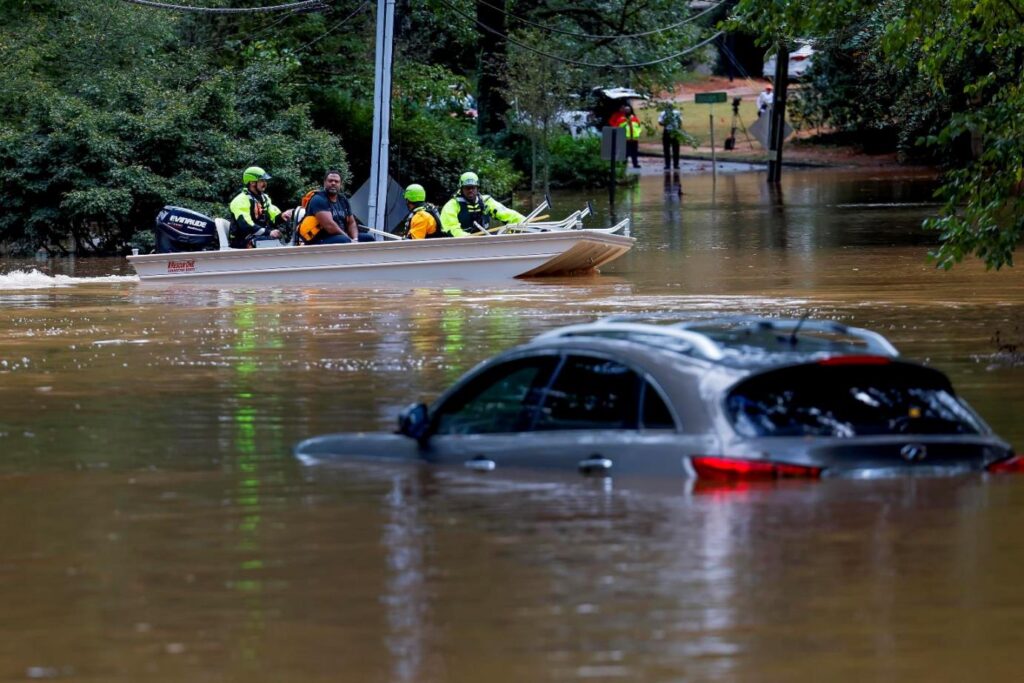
[641,381,676,429]
[532,355,643,431]
[433,356,557,435]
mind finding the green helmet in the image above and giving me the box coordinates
[243,166,271,184]
[459,171,479,188]
[403,183,426,202]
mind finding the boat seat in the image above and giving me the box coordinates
[214,218,231,250]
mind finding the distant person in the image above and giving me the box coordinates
[440,172,525,236]
[229,166,291,248]
[658,103,682,170]
[618,104,643,169]
[297,170,371,245]
[398,184,443,239]
[608,103,628,128]
[756,84,774,118]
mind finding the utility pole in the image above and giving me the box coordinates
[766,44,789,184]
[476,0,508,136]
[367,0,396,232]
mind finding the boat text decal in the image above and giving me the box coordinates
[167,259,196,274]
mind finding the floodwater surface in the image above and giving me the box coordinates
[1,168,1023,681]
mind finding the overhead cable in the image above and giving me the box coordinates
[474,0,725,40]
[440,0,723,69]
[121,0,327,14]
[295,0,370,52]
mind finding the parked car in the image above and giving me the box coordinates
[763,40,816,81]
[295,316,1019,481]
[551,86,649,138]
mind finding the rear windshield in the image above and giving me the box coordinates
[726,363,983,437]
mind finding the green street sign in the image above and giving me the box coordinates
[694,92,728,104]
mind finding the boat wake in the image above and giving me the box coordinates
[0,269,138,290]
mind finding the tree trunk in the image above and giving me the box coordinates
[476,0,508,137]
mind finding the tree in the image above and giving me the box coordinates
[731,0,1024,269]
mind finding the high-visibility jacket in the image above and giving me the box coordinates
[229,188,282,248]
[399,203,444,239]
[619,115,643,141]
[439,194,525,235]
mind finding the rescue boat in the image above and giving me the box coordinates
[128,205,633,284]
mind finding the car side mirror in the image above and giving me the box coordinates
[397,402,430,440]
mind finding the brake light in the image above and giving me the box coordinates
[791,55,808,61]
[818,355,891,366]
[690,456,822,481]
[986,454,1024,473]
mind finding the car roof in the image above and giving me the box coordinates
[591,86,649,101]
[528,315,900,372]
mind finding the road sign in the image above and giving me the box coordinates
[694,92,727,104]
[600,126,626,161]
[749,107,793,150]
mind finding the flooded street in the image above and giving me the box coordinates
[2,168,1023,681]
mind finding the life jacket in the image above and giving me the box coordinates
[298,190,352,244]
[619,116,643,140]
[397,203,443,239]
[229,189,274,248]
[454,194,491,231]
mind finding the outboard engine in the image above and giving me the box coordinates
[154,206,219,253]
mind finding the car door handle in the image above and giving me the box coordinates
[578,456,613,475]
[464,455,496,472]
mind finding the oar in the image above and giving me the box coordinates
[357,225,403,240]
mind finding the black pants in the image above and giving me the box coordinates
[626,140,639,168]
[662,133,680,169]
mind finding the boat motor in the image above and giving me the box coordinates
[154,206,220,253]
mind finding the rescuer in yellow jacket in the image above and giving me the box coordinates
[398,184,444,239]
[228,166,292,248]
[619,105,643,169]
[439,172,525,236]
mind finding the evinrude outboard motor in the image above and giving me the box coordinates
[154,206,219,253]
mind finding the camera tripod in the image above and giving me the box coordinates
[724,98,755,151]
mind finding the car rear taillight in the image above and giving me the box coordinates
[690,456,822,481]
[986,454,1024,473]
[791,55,808,61]
[818,355,891,366]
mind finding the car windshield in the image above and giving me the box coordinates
[726,363,983,437]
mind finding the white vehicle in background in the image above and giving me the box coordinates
[763,40,816,81]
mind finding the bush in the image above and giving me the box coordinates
[547,134,611,188]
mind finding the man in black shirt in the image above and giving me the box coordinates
[298,170,366,245]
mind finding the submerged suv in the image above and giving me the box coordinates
[295,317,1019,481]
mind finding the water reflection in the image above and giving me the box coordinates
[0,168,1022,680]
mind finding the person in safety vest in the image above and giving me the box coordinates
[619,104,643,169]
[397,184,444,239]
[439,172,525,236]
[297,170,370,245]
[229,166,292,248]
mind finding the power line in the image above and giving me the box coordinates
[474,0,725,40]
[439,0,723,69]
[121,0,327,14]
[294,1,370,53]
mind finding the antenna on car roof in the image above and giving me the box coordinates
[788,312,811,347]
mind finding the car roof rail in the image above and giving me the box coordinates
[534,315,899,362]
[533,321,727,360]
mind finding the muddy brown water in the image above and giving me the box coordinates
[1,168,1023,681]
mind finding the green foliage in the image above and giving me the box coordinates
[731,0,1024,269]
[0,1,347,255]
[547,135,610,188]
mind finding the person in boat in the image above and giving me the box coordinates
[297,170,373,245]
[439,172,525,236]
[228,166,292,248]
[397,184,444,239]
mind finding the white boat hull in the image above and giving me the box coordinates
[129,231,634,284]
